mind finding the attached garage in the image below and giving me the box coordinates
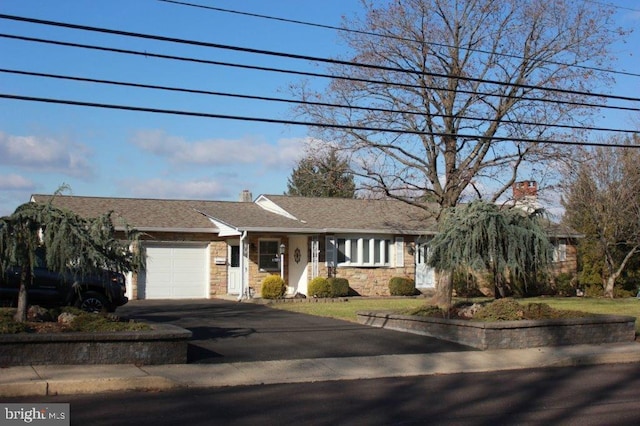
[138,243,209,299]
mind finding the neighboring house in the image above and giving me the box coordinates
[30,188,579,300]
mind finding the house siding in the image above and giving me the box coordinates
[318,236,417,296]
[209,240,228,297]
[552,241,579,276]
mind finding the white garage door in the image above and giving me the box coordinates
[139,243,209,299]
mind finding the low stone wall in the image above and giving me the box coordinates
[357,311,636,350]
[0,324,192,366]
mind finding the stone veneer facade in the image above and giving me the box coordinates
[126,232,577,300]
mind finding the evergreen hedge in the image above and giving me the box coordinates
[308,277,350,297]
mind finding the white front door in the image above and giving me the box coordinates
[415,242,435,289]
[288,235,309,296]
[227,242,241,295]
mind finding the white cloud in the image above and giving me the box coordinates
[0,131,93,177]
[121,178,230,200]
[0,174,35,191]
[130,130,306,169]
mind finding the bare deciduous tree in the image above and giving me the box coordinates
[562,139,640,298]
[293,0,623,307]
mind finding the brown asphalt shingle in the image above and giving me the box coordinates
[31,194,438,234]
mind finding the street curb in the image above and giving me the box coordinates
[0,381,48,398]
[0,376,178,397]
[2,344,640,397]
[46,376,179,396]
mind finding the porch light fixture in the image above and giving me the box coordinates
[279,243,286,280]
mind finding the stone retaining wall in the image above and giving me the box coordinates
[0,324,192,366]
[357,311,636,350]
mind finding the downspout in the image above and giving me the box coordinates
[237,230,247,301]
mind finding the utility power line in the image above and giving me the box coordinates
[1,13,639,104]
[1,93,638,148]
[2,32,640,115]
[2,67,638,136]
[158,0,640,80]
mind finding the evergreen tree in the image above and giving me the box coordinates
[427,201,553,298]
[286,150,356,198]
[0,191,144,322]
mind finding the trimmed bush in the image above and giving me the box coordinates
[327,277,349,297]
[308,277,331,298]
[389,276,416,296]
[261,275,287,299]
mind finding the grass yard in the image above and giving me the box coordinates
[270,296,640,333]
[270,298,426,323]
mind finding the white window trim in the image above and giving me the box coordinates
[553,241,567,262]
[327,235,400,268]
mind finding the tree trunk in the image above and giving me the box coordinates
[13,270,29,323]
[494,273,509,299]
[433,269,453,309]
[603,246,638,298]
[603,276,616,299]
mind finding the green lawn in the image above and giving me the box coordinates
[270,297,640,333]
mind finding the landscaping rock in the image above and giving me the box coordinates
[27,306,52,322]
[58,312,77,324]
[456,303,482,319]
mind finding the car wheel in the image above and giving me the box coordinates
[76,291,109,313]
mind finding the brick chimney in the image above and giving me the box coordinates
[239,189,253,202]
[513,181,537,200]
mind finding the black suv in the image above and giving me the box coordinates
[0,256,128,312]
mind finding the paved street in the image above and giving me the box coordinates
[117,299,474,363]
[6,363,640,425]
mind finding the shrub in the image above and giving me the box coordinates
[474,299,525,321]
[452,270,484,298]
[388,277,416,296]
[0,308,28,334]
[405,304,446,318]
[68,312,150,332]
[584,283,604,297]
[261,275,287,299]
[327,277,349,297]
[473,299,588,321]
[308,277,330,298]
[554,273,575,296]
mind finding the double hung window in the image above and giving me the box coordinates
[259,240,280,271]
[328,236,397,267]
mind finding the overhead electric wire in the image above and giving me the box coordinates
[158,0,640,80]
[2,67,638,136]
[1,92,638,149]
[2,32,640,115]
[1,13,639,103]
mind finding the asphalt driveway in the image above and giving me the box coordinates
[118,299,474,364]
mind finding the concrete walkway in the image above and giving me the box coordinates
[2,342,640,397]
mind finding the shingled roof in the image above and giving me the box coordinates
[30,194,438,235]
[31,195,218,231]
[254,195,438,233]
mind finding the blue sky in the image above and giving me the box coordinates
[1,0,639,217]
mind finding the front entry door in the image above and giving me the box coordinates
[227,243,241,295]
[288,235,309,296]
[415,242,435,289]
